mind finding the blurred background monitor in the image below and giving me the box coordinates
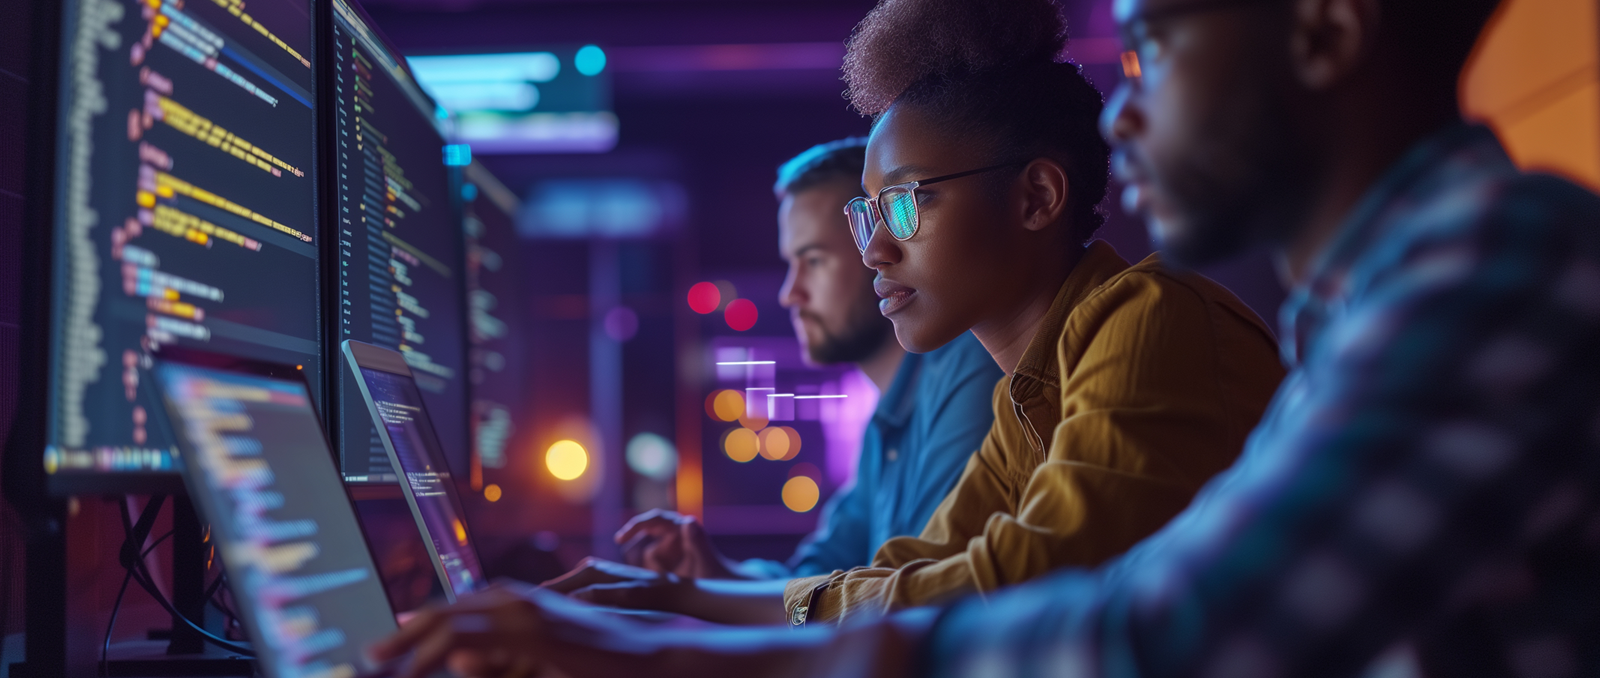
[38,0,323,493]
[327,0,470,484]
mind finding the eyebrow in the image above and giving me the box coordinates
[868,165,934,192]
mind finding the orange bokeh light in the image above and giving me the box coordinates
[706,390,744,422]
[782,476,820,513]
[723,428,760,462]
[483,484,503,502]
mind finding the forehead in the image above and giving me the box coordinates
[780,184,857,245]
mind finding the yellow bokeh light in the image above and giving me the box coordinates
[782,476,820,513]
[759,427,789,460]
[723,428,759,463]
[546,440,589,480]
[778,426,802,461]
[483,484,502,502]
[453,518,468,545]
[711,390,744,422]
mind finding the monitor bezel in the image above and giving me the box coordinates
[341,339,484,603]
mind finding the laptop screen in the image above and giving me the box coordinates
[155,362,398,678]
[357,365,484,599]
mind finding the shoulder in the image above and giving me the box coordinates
[1066,253,1276,344]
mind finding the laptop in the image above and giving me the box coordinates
[152,349,431,678]
[342,340,485,602]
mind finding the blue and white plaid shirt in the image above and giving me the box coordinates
[907,124,1600,677]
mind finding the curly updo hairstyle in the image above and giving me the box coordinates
[843,0,1110,246]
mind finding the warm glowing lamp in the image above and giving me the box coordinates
[545,440,589,480]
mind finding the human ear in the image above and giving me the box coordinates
[1018,158,1071,233]
[1289,0,1380,90]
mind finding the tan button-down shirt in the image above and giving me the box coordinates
[783,241,1286,624]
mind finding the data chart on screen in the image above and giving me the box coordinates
[156,363,397,678]
[331,0,468,482]
[44,0,321,484]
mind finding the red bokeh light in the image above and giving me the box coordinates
[687,282,721,314]
[724,298,758,331]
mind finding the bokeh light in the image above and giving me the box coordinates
[777,426,802,461]
[788,462,821,481]
[687,281,721,314]
[705,389,744,422]
[739,414,769,431]
[603,306,638,341]
[575,44,607,76]
[759,427,803,461]
[782,476,820,513]
[626,432,678,480]
[758,427,788,460]
[483,484,503,502]
[545,439,589,480]
[723,428,759,463]
[724,298,758,331]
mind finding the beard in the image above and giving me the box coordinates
[1140,101,1311,269]
[798,285,895,365]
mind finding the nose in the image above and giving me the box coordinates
[1100,81,1142,145]
[860,217,901,271]
[778,264,802,309]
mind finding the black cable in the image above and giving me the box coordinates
[102,525,175,674]
[116,498,254,657]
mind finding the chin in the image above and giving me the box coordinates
[890,318,949,355]
[1150,212,1252,269]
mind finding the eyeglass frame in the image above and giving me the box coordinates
[1117,0,1282,82]
[844,162,1026,252]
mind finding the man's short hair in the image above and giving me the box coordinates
[773,137,869,200]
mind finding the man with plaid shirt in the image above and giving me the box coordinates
[368,0,1600,674]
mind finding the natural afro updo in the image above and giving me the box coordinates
[843,0,1110,245]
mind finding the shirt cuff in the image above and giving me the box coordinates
[784,572,837,627]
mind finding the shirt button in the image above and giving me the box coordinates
[886,448,898,462]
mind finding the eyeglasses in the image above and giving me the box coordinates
[1118,0,1281,84]
[844,162,1024,252]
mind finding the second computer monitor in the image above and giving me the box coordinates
[327,0,468,483]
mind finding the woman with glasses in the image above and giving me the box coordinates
[371,0,1285,672]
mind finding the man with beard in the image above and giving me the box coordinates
[369,0,1600,674]
[602,138,1002,584]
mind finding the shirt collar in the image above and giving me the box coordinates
[872,350,923,429]
[1278,124,1509,366]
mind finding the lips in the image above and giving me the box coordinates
[1111,150,1152,215]
[874,277,916,316]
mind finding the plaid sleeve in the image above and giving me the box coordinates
[921,179,1600,678]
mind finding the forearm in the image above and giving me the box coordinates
[544,603,936,678]
[678,578,791,625]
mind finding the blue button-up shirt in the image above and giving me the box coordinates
[864,125,1600,677]
[743,331,1002,579]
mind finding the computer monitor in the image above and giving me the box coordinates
[344,340,484,602]
[151,351,407,678]
[34,0,323,494]
[326,0,468,484]
[462,161,527,481]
